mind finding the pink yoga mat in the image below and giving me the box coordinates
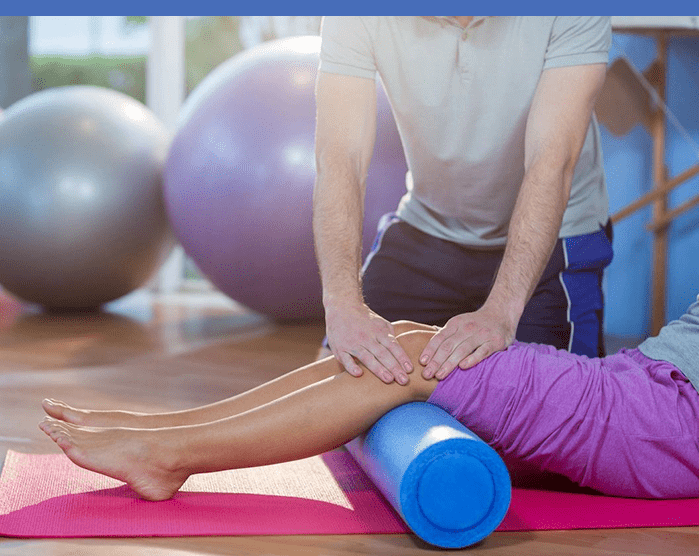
[1,450,698,538]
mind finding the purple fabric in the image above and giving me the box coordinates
[427,343,699,499]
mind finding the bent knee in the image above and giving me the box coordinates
[392,320,439,335]
[395,330,439,400]
[395,329,433,358]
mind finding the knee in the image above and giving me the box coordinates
[392,320,439,336]
[395,330,439,400]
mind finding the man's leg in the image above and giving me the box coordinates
[362,216,614,358]
[516,223,614,357]
[323,215,613,359]
[317,214,498,359]
[361,215,501,325]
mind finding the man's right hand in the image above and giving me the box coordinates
[314,72,411,384]
[325,302,414,385]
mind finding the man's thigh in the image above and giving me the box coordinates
[361,215,613,357]
[518,224,614,357]
[361,216,502,326]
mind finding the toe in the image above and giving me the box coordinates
[41,418,68,440]
[55,434,75,453]
[42,399,65,419]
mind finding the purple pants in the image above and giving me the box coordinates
[427,342,699,499]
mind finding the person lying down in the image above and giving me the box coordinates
[40,295,699,502]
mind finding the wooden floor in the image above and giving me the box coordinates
[1,289,698,556]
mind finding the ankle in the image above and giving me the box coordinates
[142,428,190,476]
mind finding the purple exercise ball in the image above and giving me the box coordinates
[164,36,407,320]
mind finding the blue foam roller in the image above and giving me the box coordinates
[345,401,511,548]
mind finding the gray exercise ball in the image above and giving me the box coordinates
[0,86,173,309]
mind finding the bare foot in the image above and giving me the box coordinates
[42,399,178,429]
[38,417,189,501]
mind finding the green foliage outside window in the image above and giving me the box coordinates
[29,17,244,106]
[31,54,147,102]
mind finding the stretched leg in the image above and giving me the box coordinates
[40,331,439,501]
[43,358,339,429]
[44,321,436,429]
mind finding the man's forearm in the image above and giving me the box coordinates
[488,62,607,323]
[489,62,608,322]
[313,72,377,312]
[486,163,570,325]
[312,167,414,381]
[312,169,366,309]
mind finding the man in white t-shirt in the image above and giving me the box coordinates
[314,16,612,385]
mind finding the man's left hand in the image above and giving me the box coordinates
[419,305,517,380]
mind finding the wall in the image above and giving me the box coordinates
[602,32,699,337]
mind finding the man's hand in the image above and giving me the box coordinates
[325,303,414,385]
[419,304,517,380]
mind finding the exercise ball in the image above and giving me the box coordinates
[164,36,407,321]
[0,86,173,309]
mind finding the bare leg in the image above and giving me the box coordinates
[42,357,339,429]
[43,321,437,429]
[39,331,439,501]
[315,347,333,360]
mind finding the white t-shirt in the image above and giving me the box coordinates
[320,16,612,247]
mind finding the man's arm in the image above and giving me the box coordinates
[420,62,609,379]
[313,71,413,384]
